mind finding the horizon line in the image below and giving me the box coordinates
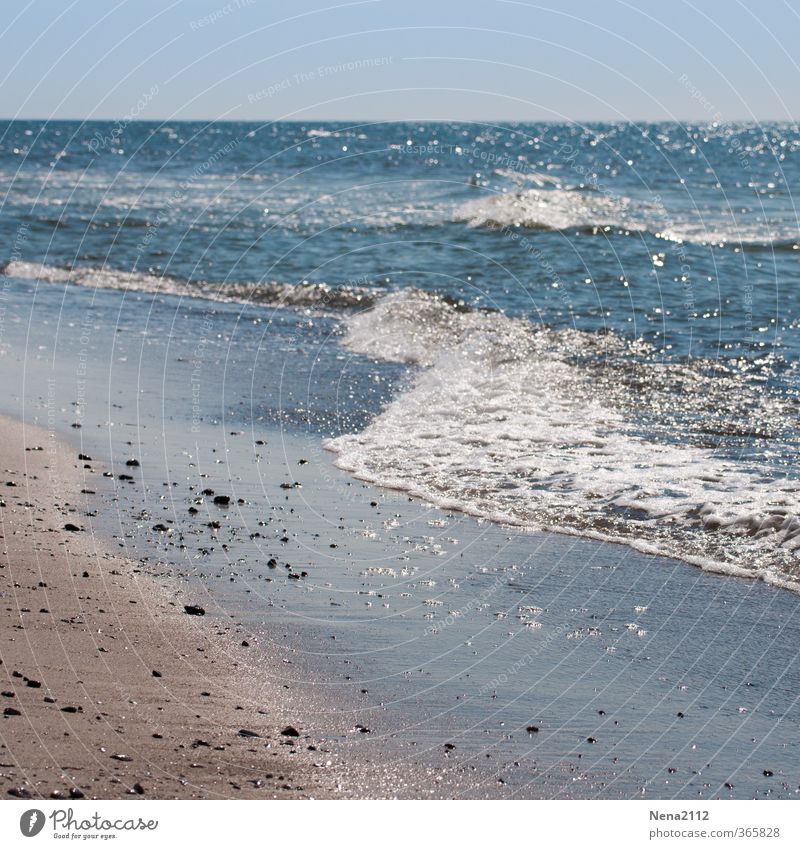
[0,116,796,125]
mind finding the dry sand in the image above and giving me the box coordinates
[0,413,365,799]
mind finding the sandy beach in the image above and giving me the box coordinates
[0,413,365,800]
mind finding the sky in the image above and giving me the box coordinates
[0,0,798,122]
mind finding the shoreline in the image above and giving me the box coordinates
[0,413,366,800]
[1,271,798,800]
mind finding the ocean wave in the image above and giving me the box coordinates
[325,289,800,591]
[1,260,377,311]
[455,186,799,248]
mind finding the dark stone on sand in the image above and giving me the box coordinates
[587,737,597,744]
[213,495,230,506]
[241,640,249,647]
[526,725,539,734]
[677,711,685,718]
[119,473,134,481]
[81,489,96,494]
[188,506,198,514]
[69,788,85,799]
[267,559,277,568]
[25,679,41,688]
[184,604,206,616]
[202,488,215,496]
[60,706,81,713]
[281,725,300,737]
[64,523,81,532]
[444,742,456,751]
[132,783,145,795]
[125,458,140,467]
[152,670,161,678]
[7,786,31,797]
[78,453,92,461]
[152,523,170,532]
[3,707,21,716]
[238,729,260,738]
[763,769,774,777]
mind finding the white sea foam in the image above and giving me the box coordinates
[326,289,800,590]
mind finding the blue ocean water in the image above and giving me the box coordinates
[2,120,800,586]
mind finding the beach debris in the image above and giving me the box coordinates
[111,753,133,762]
[183,604,206,616]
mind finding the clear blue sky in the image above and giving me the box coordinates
[1,0,798,122]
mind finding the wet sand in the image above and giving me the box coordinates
[0,413,369,799]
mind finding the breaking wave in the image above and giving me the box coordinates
[1,260,377,311]
[325,289,800,592]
